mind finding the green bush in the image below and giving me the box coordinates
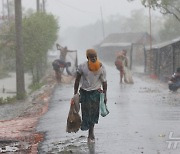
[0,96,16,104]
[29,82,44,92]
[23,12,59,84]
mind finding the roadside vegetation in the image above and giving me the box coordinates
[0,96,16,104]
[0,8,59,103]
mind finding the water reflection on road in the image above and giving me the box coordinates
[37,64,180,154]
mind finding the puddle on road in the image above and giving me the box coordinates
[139,87,160,93]
[44,135,95,153]
[0,140,29,153]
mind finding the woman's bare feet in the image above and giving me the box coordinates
[88,125,95,142]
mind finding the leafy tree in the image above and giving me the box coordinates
[159,15,180,41]
[1,12,58,85]
[127,0,180,22]
[123,9,149,32]
[22,12,58,83]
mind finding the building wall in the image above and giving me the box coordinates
[145,41,180,81]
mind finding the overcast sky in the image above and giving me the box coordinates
[0,0,160,32]
[20,0,160,31]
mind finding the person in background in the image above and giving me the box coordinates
[52,59,72,82]
[74,49,107,142]
[168,67,180,92]
[115,50,128,83]
[115,49,134,84]
[56,43,77,62]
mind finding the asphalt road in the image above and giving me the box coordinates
[37,64,180,154]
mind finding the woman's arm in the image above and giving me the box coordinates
[124,57,128,67]
[67,49,77,53]
[74,72,81,94]
[102,81,107,104]
[56,43,64,51]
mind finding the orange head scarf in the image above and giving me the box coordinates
[86,49,101,72]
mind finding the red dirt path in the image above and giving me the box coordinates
[0,75,56,154]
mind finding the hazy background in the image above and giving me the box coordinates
[19,0,157,28]
[6,0,160,50]
[2,0,179,51]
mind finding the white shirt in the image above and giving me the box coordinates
[77,61,107,91]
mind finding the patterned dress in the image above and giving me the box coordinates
[79,89,100,130]
[77,62,107,130]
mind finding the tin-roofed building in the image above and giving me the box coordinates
[145,37,180,81]
[95,32,155,73]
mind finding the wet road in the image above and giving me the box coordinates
[37,64,180,154]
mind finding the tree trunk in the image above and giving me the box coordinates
[14,0,25,100]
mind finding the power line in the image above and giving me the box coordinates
[55,0,98,15]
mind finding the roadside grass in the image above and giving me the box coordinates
[0,96,17,104]
[0,71,11,79]
[28,82,44,94]
[0,81,44,104]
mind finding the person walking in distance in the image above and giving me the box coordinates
[74,49,107,142]
[52,59,72,82]
[115,50,128,83]
[56,43,77,62]
[115,49,134,84]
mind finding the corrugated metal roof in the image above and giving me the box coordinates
[100,42,132,47]
[99,32,154,46]
[145,36,180,50]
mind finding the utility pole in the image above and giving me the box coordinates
[148,0,155,78]
[7,0,10,24]
[148,3,152,51]
[42,0,46,13]
[100,6,105,39]
[37,0,40,12]
[2,0,5,19]
[14,0,25,99]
